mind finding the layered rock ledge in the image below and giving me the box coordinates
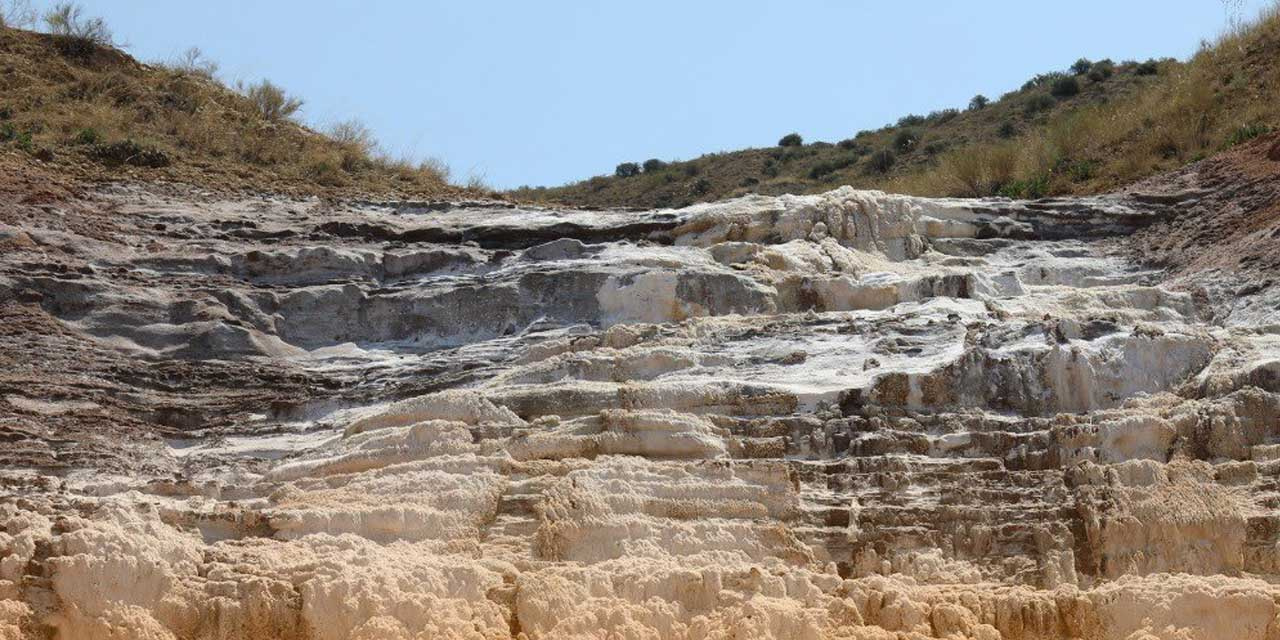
[2,183,1279,640]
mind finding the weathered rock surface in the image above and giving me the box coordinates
[2,182,1279,639]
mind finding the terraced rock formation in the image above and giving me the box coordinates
[2,166,1280,639]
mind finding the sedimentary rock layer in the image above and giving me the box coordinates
[2,184,1279,639]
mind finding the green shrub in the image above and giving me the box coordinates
[73,127,101,145]
[642,158,667,172]
[1050,76,1080,98]
[998,174,1050,199]
[923,141,949,156]
[1065,159,1098,182]
[1022,72,1067,91]
[691,177,711,195]
[1226,123,1272,147]
[1024,93,1056,114]
[0,123,32,152]
[762,158,780,177]
[1088,59,1115,82]
[0,123,33,152]
[242,80,304,122]
[1070,58,1093,75]
[1135,59,1160,76]
[897,114,926,127]
[997,121,1018,138]
[15,132,34,153]
[969,94,989,110]
[866,149,896,174]
[930,108,959,124]
[44,3,113,59]
[778,132,803,147]
[615,162,641,178]
[807,153,860,179]
[894,129,920,152]
[837,138,859,150]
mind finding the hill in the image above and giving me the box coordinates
[0,6,474,199]
[515,5,1280,208]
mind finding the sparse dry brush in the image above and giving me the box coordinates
[168,47,219,80]
[327,119,377,172]
[0,4,463,197]
[0,0,36,28]
[240,79,304,122]
[43,2,112,58]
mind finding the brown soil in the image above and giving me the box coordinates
[1125,132,1280,280]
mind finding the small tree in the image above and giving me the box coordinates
[642,158,667,173]
[1070,58,1093,75]
[615,162,641,178]
[968,94,989,111]
[242,80,304,122]
[778,132,803,147]
[44,2,112,58]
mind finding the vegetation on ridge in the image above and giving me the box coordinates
[0,1,476,198]
[514,3,1280,207]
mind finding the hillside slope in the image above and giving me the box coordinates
[0,22,471,199]
[518,6,1280,208]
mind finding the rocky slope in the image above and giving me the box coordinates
[2,140,1280,639]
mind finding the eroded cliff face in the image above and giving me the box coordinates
[2,182,1280,640]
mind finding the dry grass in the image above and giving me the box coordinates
[898,3,1280,198]
[0,13,469,199]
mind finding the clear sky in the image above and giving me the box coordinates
[43,1,1271,189]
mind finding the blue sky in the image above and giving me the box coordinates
[44,1,1271,188]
